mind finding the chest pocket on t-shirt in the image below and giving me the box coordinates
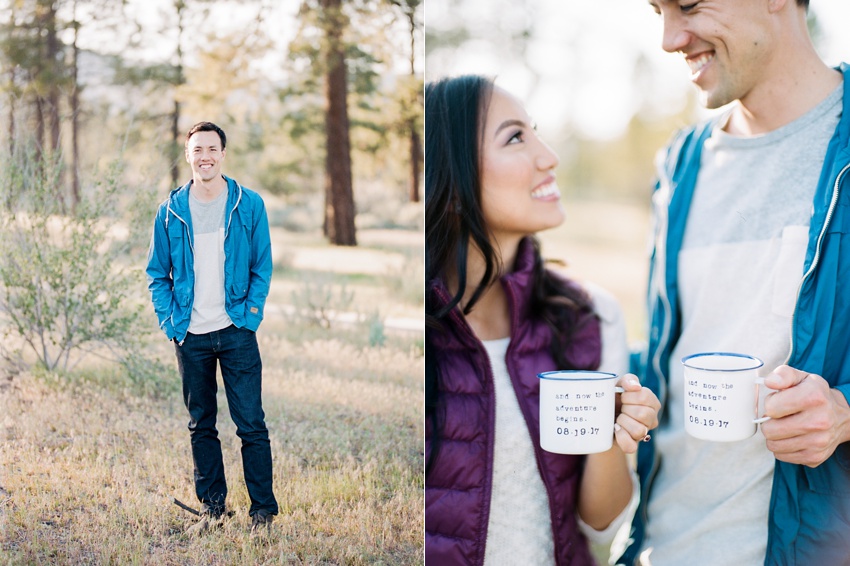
[772,225,809,318]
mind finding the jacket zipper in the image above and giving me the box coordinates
[641,167,676,534]
[166,203,195,255]
[633,141,683,553]
[651,184,672,412]
[649,123,714,414]
[785,162,850,364]
[479,323,498,566]
[222,183,242,290]
[166,193,194,345]
[225,182,242,239]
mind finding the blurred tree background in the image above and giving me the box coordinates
[0,0,424,243]
[426,0,837,205]
[0,0,423,373]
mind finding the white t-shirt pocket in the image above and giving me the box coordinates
[771,225,809,318]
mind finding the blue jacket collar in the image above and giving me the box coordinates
[167,175,241,218]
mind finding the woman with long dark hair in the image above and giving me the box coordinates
[425,75,661,565]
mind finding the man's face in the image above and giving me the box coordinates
[185,130,225,183]
[649,0,774,109]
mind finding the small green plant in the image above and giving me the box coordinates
[366,309,385,347]
[0,146,159,381]
[290,273,356,329]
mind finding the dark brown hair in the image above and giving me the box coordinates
[424,75,594,475]
[185,121,227,151]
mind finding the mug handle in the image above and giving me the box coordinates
[614,386,625,394]
[753,377,771,424]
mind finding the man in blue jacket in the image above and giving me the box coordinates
[146,121,278,533]
[621,1,850,564]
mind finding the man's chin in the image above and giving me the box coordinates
[699,87,736,111]
[196,171,219,182]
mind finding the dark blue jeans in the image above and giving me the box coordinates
[174,324,278,517]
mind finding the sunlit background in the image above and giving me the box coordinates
[427,0,849,140]
[425,0,850,340]
[4,0,422,212]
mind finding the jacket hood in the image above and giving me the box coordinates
[838,63,850,151]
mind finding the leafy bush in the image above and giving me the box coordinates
[290,273,356,329]
[0,147,161,383]
[366,309,386,347]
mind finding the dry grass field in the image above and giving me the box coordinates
[0,226,424,565]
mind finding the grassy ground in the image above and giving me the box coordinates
[0,228,424,565]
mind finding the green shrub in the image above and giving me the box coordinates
[0,146,160,383]
[366,309,386,347]
[290,273,356,329]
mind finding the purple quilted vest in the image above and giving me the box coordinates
[425,238,603,565]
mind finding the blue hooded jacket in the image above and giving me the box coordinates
[620,64,850,565]
[146,176,272,342]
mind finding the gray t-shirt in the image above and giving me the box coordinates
[187,187,233,334]
[641,84,843,566]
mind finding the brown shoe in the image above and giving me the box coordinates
[251,509,274,533]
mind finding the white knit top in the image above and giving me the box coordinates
[482,284,637,565]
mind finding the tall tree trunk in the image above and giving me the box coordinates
[33,0,47,165]
[408,118,421,202]
[5,8,14,158]
[405,9,420,203]
[41,0,64,211]
[171,0,186,187]
[34,96,45,161]
[321,0,356,246]
[7,68,15,158]
[46,16,60,156]
[6,70,15,211]
[171,99,181,186]
[70,3,81,210]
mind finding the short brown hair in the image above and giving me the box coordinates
[185,121,226,150]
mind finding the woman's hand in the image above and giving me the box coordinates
[614,374,661,454]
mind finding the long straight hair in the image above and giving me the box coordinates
[424,75,594,476]
[425,75,498,321]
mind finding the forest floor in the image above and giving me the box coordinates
[0,226,424,565]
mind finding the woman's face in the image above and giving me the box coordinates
[479,86,563,246]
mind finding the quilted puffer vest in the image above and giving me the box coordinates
[425,237,603,565]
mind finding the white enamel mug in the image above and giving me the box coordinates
[682,352,769,442]
[538,370,624,454]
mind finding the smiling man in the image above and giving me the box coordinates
[146,121,278,534]
[620,1,850,565]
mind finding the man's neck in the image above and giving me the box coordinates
[726,47,841,136]
[190,175,227,203]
